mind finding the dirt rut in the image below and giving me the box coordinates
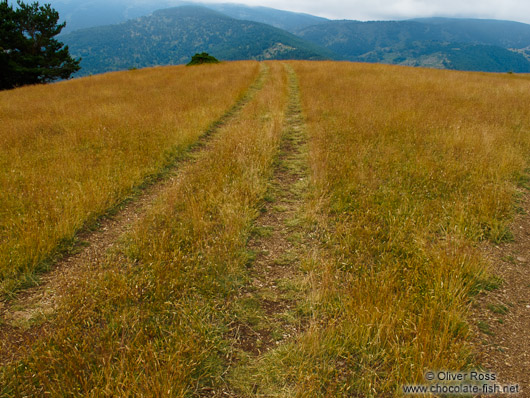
[225,65,313,396]
[473,190,530,396]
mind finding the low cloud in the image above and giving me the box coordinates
[200,0,530,24]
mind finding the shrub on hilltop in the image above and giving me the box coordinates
[187,52,220,66]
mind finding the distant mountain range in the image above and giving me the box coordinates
[57,2,530,75]
[54,0,328,34]
[64,6,332,75]
[296,19,530,72]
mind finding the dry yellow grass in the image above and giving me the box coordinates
[260,61,530,396]
[0,61,259,296]
[1,62,289,396]
[2,61,530,397]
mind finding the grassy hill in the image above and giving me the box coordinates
[1,61,530,395]
[62,6,332,75]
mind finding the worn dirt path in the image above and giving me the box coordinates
[473,190,530,397]
[222,65,313,396]
[0,65,268,365]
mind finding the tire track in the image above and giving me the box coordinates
[226,64,313,396]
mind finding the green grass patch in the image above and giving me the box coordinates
[487,304,509,315]
[477,321,494,335]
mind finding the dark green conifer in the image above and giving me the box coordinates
[0,0,80,90]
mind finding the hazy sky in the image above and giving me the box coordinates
[40,0,530,25]
[196,0,530,23]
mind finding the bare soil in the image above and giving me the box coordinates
[219,66,314,398]
[472,190,530,397]
[235,66,309,355]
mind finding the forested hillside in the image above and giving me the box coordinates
[55,0,329,33]
[297,20,530,72]
[62,5,332,75]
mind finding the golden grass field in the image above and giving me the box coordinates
[1,61,529,396]
[273,62,530,395]
[0,62,259,297]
